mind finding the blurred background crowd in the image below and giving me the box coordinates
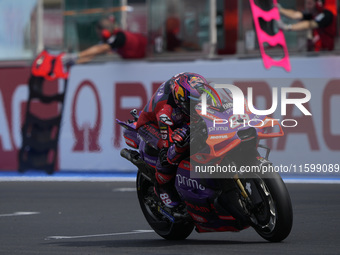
[0,0,338,65]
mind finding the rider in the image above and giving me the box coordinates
[136,72,208,208]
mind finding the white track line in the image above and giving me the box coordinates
[0,177,136,182]
[0,212,40,217]
[45,230,154,240]
[113,188,137,192]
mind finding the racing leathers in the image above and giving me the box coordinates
[136,79,190,207]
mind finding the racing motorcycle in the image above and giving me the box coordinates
[117,85,293,242]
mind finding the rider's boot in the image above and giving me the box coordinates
[154,148,181,208]
[154,177,181,208]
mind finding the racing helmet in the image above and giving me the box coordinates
[170,72,219,116]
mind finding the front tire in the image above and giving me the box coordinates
[136,171,194,240]
[246,172,293,242]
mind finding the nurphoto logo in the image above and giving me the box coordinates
[200,84,312,128]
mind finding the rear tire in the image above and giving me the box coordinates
[136,171,194,240]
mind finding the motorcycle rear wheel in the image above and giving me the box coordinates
[136,171,194,240]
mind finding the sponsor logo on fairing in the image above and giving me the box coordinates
[185,201,210,213]
[124,137,137,148]
[176,174,205,190]
[210,134,228,140]
[208,126,229,132]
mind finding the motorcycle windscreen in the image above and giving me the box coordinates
[189,84,238,180]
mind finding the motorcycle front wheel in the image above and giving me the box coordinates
[242,172,293,242]
[136,171,194,240]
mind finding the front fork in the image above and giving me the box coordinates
[234,174,250,200]
[231,143,272,211]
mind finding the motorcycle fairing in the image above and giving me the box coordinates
[175,161,248,232]
[116,119,140,149]
[191,104,283,164]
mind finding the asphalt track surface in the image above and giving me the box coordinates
[1,181,340,255]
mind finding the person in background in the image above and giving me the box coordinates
[165,16,201,52]
[63,15,147,65]
[166,17,182,52]
[277,0,336,51]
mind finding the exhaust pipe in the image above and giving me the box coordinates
[120,148,132,161]
[120,148,156,183]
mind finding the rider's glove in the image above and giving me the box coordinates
[171,127,190,148]
[62,53,78,67]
